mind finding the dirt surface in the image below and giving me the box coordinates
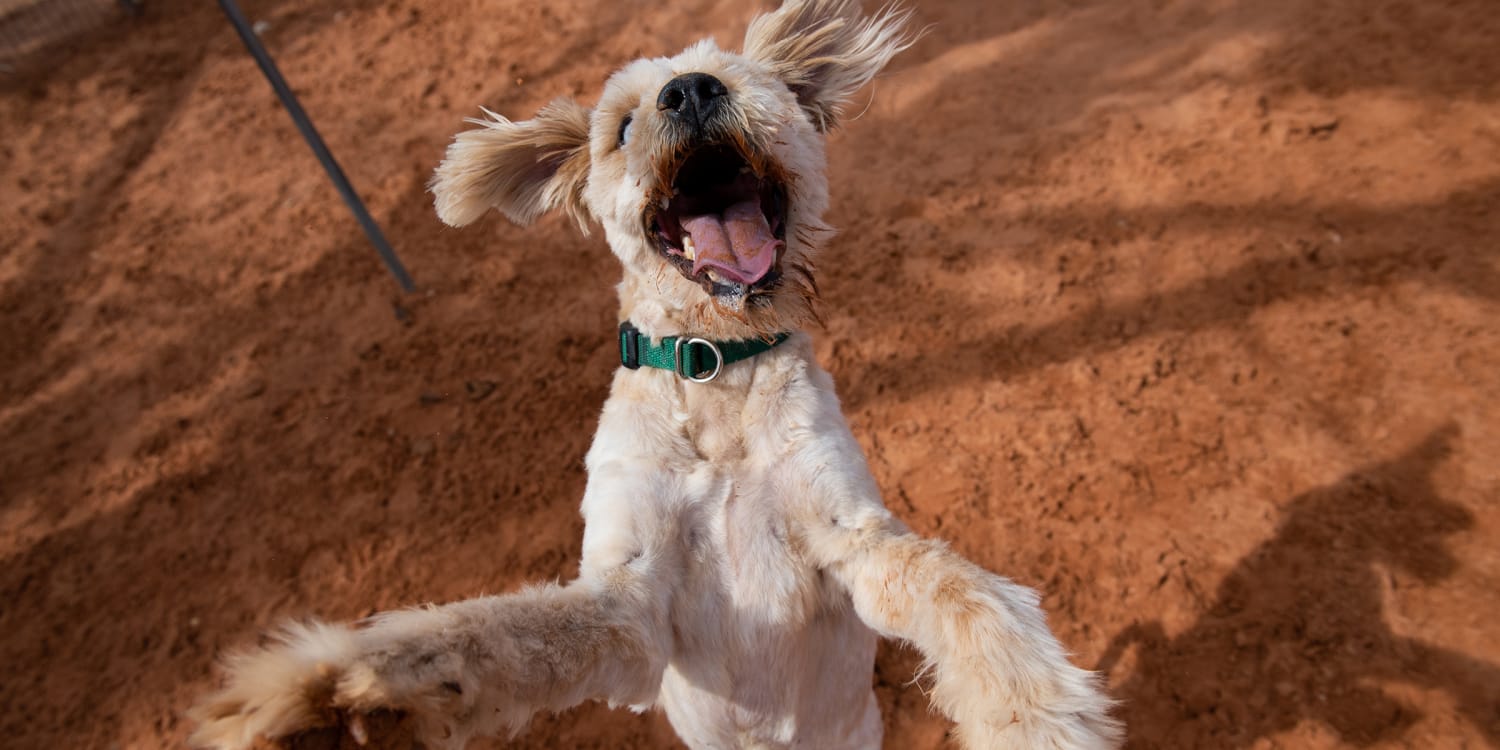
[2,0,1498,748]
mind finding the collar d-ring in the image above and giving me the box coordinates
[674,337,723,382]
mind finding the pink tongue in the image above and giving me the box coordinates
[682,200,781,285]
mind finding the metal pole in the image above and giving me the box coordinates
[216,0,416,293]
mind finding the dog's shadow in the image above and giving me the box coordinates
[1097,425,1500,748]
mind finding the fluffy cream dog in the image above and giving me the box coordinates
[190,2,1120,748]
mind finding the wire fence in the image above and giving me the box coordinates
[0,0,139,73]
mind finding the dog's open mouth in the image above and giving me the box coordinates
[647,144,787,302]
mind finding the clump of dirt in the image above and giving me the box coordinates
[1,0,1497,748]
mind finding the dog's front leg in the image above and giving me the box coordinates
[817,518,1119,748]
[788,420,1121,749]
[191,381,687,750]
[189,555,672,750]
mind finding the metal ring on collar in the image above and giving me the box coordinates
[674,337,723,383]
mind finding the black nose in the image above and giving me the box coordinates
[657,73,728,134]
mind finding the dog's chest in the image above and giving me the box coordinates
[683,463,822,629]
[676,364,833,619]
[647,352,881,745]
[665,460,876,748]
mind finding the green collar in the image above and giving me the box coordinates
[618,322,790,383]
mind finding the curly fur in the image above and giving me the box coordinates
[191,2,1121,748]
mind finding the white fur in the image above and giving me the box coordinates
[192,2,1121,748]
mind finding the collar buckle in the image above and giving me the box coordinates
[674,337,724,383]
[619,322,643,370]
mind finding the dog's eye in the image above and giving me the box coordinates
[618,114,633,148]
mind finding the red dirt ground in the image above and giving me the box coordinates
[2,1,1498,748]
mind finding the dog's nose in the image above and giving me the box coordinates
[658,73,728,134]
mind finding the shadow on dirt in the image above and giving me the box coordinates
[0,0,389,400]
[1096,425,1500,747]
[0,165,618,746]
[891,0,1500,102]
[815,0,1500,409]
[0,5,632,746]
[2,0,1497,748]
[836,180,1500,409]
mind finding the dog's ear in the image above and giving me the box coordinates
[743,0,916,132]
[431,98,592,230]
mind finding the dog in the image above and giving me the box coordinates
[190,2,1121,748]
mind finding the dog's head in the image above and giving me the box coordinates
[432,0,914,338]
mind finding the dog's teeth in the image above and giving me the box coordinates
[660,196,670,209]
[706,269,723,283]
[683,234,696,261]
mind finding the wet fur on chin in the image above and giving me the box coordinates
[192,2,1122,749]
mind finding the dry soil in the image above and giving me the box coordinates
[2,0,1498,748]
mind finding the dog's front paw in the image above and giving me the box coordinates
[243,710,416,750]
[190,622,417,750]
